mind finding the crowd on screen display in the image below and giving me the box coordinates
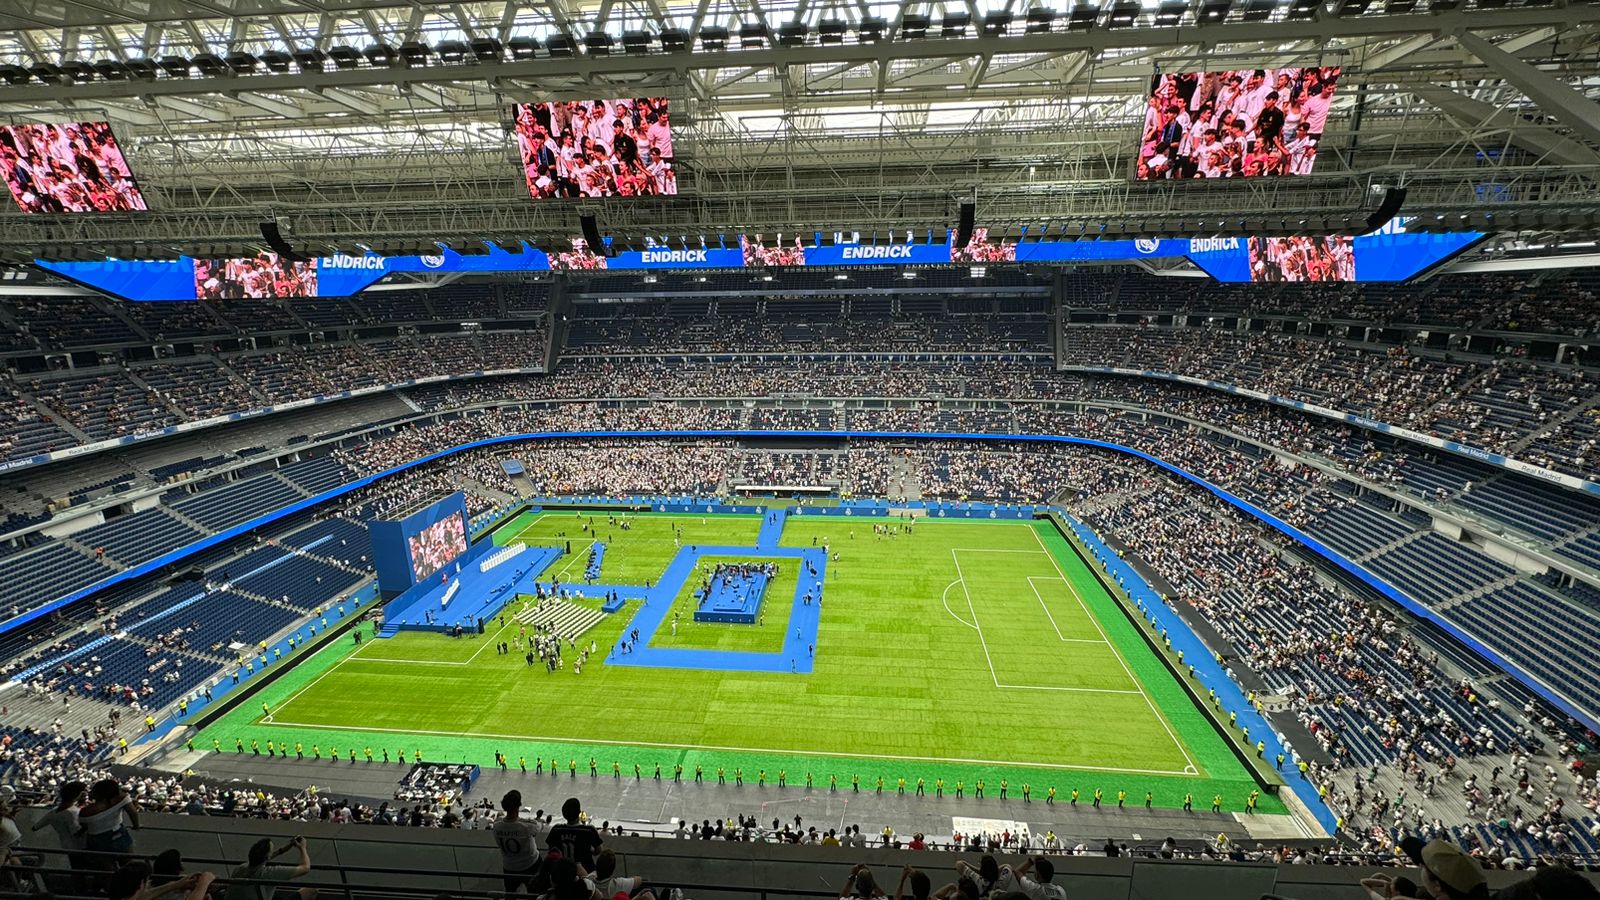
[194,254,318,300]
[740,235,808,267]
[1249,236,1356,283]
[550,239,609,271]
[514,98,676,199]
[0,121,147,213]
[949,229,1018,264]
[1138,67,1339,180]
[408,515,467,582]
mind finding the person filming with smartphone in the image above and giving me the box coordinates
[229,835,315,900]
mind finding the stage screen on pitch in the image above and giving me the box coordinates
[512,97,677,199]
[1135,66,1340,181]
[408,513,467,582]
[0,121,148,213]
[195,253,318,299]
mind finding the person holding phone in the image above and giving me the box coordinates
[229,836,314,900]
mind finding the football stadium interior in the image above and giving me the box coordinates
[1,1,1600,899]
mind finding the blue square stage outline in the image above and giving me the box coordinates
[603,543,826,674]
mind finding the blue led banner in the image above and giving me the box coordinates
[1185,218,1486,282]
[35,220,1483,301]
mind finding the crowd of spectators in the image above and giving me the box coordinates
[1059,455,1600,868]
[2,751,1596,899]
[3,291,1594,483]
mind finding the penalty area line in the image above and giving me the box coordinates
[1028,526,1201,778]
[1025,576,1109,645]
[261,719,1197,777]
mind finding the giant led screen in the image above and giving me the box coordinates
[408,512,468,582]
[513,98,677,199]
[195,253,318,299]
[1136,67,1340,181]
[0,121,148,213]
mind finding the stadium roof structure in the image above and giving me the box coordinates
[1,0,1599,259]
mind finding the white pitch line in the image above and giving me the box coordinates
[272,651,359,713]
[940,579,977,630]
[1026,576,1109,644]
[342,656,469,666]
[954,550,1130,695]
[1027,575,1068,641]
[1029,526,1201,776]
[950,549,1003,690]
[263,719,1194,777]
[993,682,1144,695]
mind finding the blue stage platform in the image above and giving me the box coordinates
[693,568,771,624]
[606,544,827,674]
[380,542,563,635]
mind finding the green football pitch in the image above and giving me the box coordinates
[193,511,1280,812]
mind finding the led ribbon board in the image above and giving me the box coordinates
[36,221,1483,300]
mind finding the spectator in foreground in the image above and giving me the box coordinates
[993,857,1067,900]
[545,798,603,872]
[542,856,601,900]
[839,864,885,898]
[0,795,32,889]
[950,857,998,896]
[229,836,314,900]
[492,790,541,895]
[1495,866,1600,900]
[29,781,85,851]
[893,865,931,900]
[1415,840,1488,900]
[592,848,654,900]
[106,861,213,900]
[79,778,140,862]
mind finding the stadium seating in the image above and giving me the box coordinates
[1449,582,1600,713]
[24,370,179,440]
[169,474,306,530]
[234,551,362,610]
[136,356,264,419]
[129,590,304,659]
[0,542,112,619]
[7,296,141,347]
[277,455,354,495]
[71,507,205,567]
[1362,533,1516,607]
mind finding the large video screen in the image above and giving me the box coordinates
[1136,66,1340,181]
[0,121,148,213]
[740,234,807,267]
[951,228,1017,263]
[408,512,467,582]
[548,238,609,271]
[513,98,677,199]
[1247,235,1355,282]
[195,253,318,299]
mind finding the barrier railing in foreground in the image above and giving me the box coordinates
[4,845,842,900]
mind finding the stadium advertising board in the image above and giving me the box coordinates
[0,120,149,213]
[1136,67,1340,181]
[513,97,676,199]
[35,218,1482,299]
